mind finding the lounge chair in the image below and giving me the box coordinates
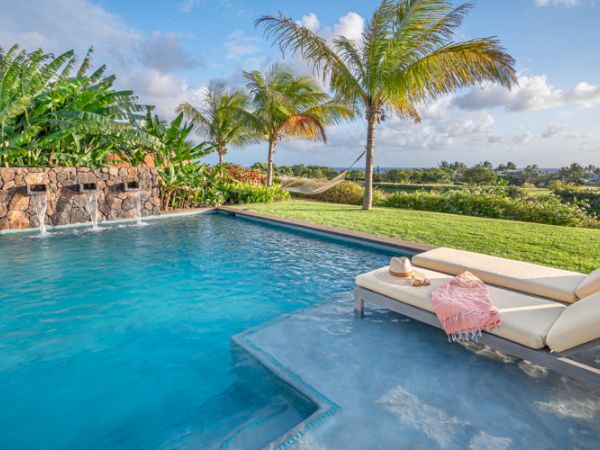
[354,248,600,388]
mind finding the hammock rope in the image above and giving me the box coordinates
[281,150,366,195]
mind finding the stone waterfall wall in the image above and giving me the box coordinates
[0,167,161,231]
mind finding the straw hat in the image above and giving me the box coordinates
[374,257,430,286]
[389,257,414,278]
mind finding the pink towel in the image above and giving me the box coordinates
[431,271,502,341]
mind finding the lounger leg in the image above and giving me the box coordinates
[354,289,365,318]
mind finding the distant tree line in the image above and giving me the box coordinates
[251,161,600,187]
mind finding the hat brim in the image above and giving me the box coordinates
[373,267,422,286]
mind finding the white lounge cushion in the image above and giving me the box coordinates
[356,267,566,349]
[412,247,584,303]
[546,291,600,353]
[575,268,600,300]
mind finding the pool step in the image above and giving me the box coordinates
[219,396,307,450]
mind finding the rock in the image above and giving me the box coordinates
[1,170,15,182]
[56,172,69,184]
[55,197,72,214]
[99,203,110,217]
[72,194,87,208]
[106,196,122,210]
[24,172,46,185]
[7,210,29,229]
[77,172,97,184]
[70,207,90,224]
[53,212,70,226]
[10,193,30,211]
[122,196,134,210]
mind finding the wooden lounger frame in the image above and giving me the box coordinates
[354,286,600,389]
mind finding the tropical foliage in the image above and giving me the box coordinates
[0,44,160,167]
[244,64,354,185]
[221,183,290,204]
[383,189,596,227]
[257,0,517,209]
[177,83,254,165]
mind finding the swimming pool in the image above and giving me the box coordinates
[0,213,400,449]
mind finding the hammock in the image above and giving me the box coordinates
[280,150,365,196]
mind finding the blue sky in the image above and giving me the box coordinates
[2,0,599,168]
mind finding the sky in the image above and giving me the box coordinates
[1,0,599,168]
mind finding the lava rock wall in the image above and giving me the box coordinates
[0,167,160,231]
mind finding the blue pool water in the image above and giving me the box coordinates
[0,213,398,449]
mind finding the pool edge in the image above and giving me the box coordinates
[0,208,215,235]
[217,206,434,254]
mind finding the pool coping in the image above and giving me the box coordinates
[231,316,339,450]
[216,206,434,253]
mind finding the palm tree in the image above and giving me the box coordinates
[244,64,353,186]
[257,0,517,209]
[177,82,254,165]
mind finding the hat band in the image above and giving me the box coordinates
[389,268,414,278]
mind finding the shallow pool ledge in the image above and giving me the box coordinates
[232,321,339,450]
[235,293,600,449]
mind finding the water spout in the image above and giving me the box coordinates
[84,191,99,230]
[133,191,142,225]
[31,193,48,234]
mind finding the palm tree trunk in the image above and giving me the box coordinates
[362,116,376,211]
[218,151,224,165]
[267,138,276,187]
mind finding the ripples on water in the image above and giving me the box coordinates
[0,213,394,449]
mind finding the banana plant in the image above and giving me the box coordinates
[0,44,160,167]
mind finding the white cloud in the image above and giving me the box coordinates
[513,132,533,145]
[454,75,600,112]
[564,82,600,107]
[534,0,581,6]
[300,13,321,32]
[0,0,206,119]
[120,69,205,117]
[299,11,365,44]
[225,30,263,60]
[0,0,139,64]
[332,12,365,42]
[542,124,568,138]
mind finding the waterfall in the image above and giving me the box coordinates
[133,191,142,225]
[32,193,48,234]
[83,191,99,230]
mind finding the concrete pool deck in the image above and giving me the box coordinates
[236,293,600,450]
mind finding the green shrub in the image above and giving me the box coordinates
[313,181,385,205]
[222,183,290,204]
[555,187,600,215]
[383,190,595,227]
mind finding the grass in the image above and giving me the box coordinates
[234,199,600,273]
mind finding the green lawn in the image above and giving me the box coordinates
[234,200,600,273]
